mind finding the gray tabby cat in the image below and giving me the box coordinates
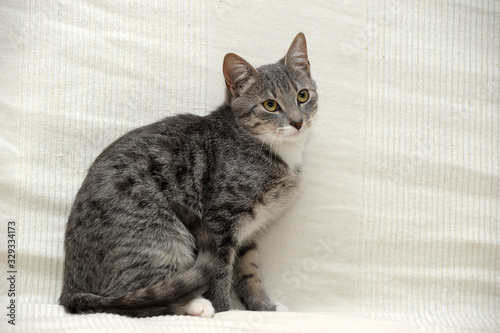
[60,32,317,317]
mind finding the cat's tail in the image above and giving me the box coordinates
[61,202,218,317]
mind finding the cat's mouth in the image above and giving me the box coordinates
[281,128,307,141]
[286,130,304,138]
[281,121,312,140]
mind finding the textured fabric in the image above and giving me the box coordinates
[0,0,498,332]
[14,305,429,333]
[359,1,500,328]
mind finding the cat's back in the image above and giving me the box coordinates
[90,113,206,177]
[99,113,205,160]
[66,113,208,231]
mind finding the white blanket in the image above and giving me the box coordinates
[1,1,498,332]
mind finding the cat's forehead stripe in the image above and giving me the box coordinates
[262,67,298,97]
[276,69,291,92]
[269,84,277,99]
[284,70,298,91]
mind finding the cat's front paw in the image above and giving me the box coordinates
[208,295,231,313]
[184,297,215,318]
[273,301,288,312]
[245,300,277,312]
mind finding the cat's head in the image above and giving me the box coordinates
[223,33,317,144]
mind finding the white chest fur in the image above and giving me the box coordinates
[234,173,301,246]
[274,139,307,169]
[235,129,309,245]
[256,129,311,170]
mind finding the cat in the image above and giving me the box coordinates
[60,32,317,318]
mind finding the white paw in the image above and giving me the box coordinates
[184,297,215,318]
[274,301,288,312]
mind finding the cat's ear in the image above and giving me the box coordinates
[284,32,310,72]
[223,53,257,96]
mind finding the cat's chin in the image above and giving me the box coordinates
[282,129,308,142]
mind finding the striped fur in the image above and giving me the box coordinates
[60,202,217,317]
[60,33,317,316]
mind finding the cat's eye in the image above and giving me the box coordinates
[263,100,279,112]
[297,89,309,103]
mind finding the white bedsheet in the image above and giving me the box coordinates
[1,1,498,332]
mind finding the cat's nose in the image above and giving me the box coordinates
[290,120,303,130]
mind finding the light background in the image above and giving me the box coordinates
[0,0,498,331]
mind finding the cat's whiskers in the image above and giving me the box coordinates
[270,128,286,165]
[271,132,279,163]
[259,129,277,164]
[258,130,275,157]
[268,132,279,163]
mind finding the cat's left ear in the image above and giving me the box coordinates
[284,32,310,72]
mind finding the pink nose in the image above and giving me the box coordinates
[290,120,303,130]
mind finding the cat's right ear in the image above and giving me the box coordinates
[223,53,257,97]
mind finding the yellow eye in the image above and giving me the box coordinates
[263,100,279,112]
[297,89,309,103]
